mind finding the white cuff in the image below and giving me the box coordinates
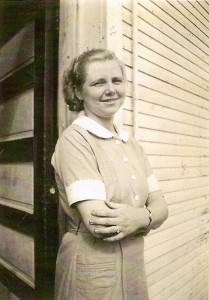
[66,179,106,206]
[147,174,160,193]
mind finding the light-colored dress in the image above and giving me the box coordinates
[51,116,160,300]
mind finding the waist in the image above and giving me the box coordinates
[68,221,91,235]
[67,221,147,239]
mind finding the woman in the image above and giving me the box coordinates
[52,49,168,300]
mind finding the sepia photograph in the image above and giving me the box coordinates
[0,0,209,299]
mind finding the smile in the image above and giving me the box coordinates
[100,98,118,103]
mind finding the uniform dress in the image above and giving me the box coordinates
[51,116,160,300]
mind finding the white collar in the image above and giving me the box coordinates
[73,116,129,142]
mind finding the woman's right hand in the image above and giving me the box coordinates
[76,200,150,241]
[89,201,150,241]
[75,199,115,238]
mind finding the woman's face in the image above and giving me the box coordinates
[78,59,126,121]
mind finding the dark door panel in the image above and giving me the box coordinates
[0,1,59,299]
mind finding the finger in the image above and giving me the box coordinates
[91,209,117,218]
[105,200,124,209]
[94,226,120,235]
[89,217,118,226]
[103,232,124,242]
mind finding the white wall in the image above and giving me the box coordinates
[122,1,209,299]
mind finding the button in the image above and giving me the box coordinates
[134,195,140,201]
[49,187,56,194]
[131,175,136,180]
[115,140,120,144]
[123,156,128,162]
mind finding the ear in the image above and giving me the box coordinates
[75,87,83,100]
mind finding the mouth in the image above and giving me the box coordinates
[100,98,118,103]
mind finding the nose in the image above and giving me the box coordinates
[105,82,116,95]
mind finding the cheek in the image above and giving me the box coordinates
[90,89,105,99]
[117,86,126,96]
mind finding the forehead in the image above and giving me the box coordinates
[85,60,123,79]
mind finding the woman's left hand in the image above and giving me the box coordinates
[89,200,149,242]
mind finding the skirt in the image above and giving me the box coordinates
[55,224,149,300]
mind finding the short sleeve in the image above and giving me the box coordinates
[51,129,106,206]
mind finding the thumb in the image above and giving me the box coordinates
[105,200,123,209]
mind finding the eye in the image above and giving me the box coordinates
[113,77,124,84]
[92,79,105,86]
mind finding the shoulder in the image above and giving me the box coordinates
[54,123,97,157]
[59,123,91,144]
[62,123,88,137]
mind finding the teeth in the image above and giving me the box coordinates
[102,99,116,102]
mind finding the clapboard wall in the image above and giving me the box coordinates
[122,0,209,299]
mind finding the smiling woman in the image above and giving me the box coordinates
[52,49,168,300]
[76,59,126,127]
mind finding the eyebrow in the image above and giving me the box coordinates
[113,76,124,80]
[90,76,124,84]
[91,78,105,83]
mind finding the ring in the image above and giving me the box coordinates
[116,229,120,234]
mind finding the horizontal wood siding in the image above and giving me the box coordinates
[122,0,209,299]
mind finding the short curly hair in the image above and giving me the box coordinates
[63,48,126,112]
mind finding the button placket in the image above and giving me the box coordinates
[129,175,141,202]
[113,137,141,204]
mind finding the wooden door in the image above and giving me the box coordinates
[0,1,59,299]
